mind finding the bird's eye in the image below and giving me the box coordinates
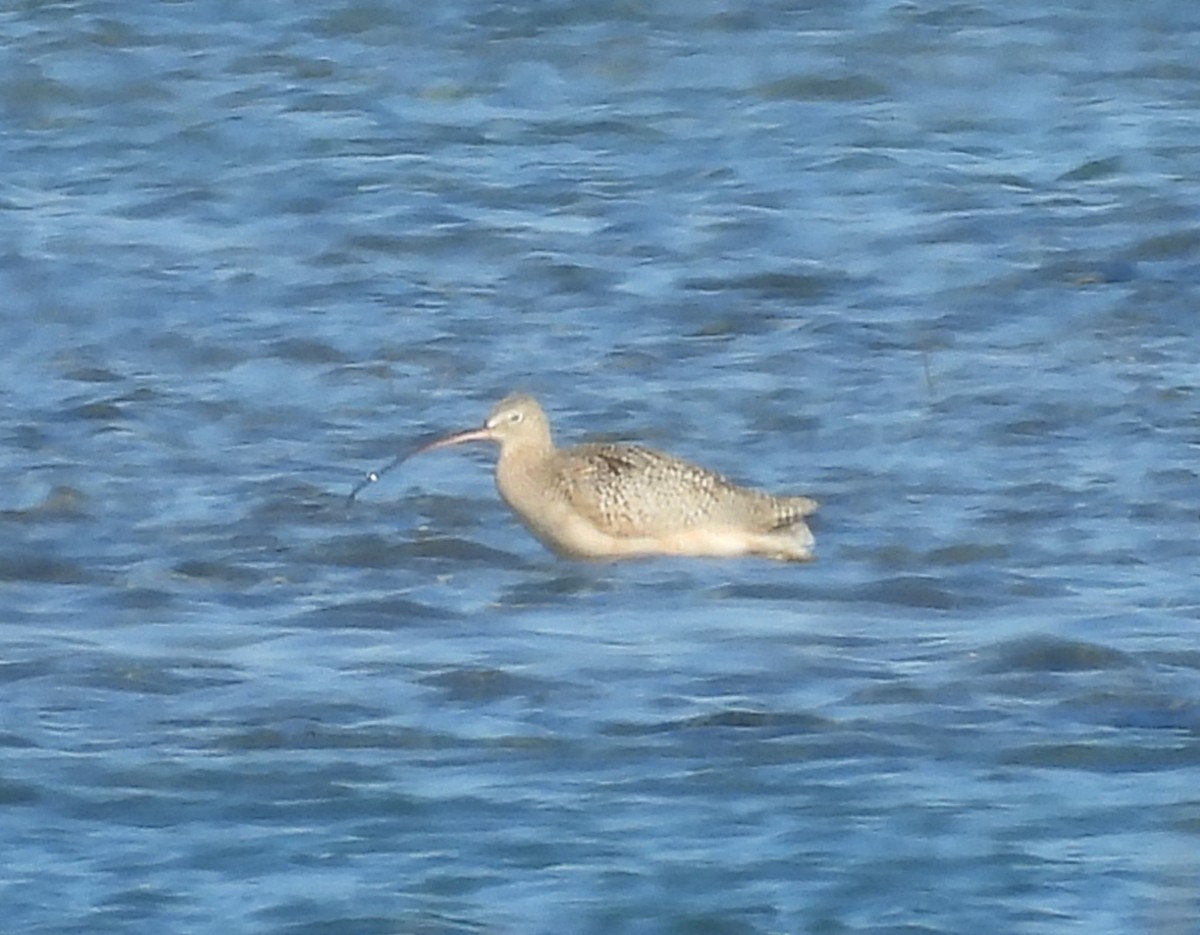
[509,410,524,423]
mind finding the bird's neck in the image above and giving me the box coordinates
[496,435,554,474]
[494,437,557,514]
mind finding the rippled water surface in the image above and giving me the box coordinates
[2,2,1199,933]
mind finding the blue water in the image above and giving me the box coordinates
[2,2,1198,933]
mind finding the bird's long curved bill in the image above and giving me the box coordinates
[346,425,495,504]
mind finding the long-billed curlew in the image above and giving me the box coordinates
[362,394,819,562]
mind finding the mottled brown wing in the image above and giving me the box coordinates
[553,443,747,537]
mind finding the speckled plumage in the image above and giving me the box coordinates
[414,394,819,562]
